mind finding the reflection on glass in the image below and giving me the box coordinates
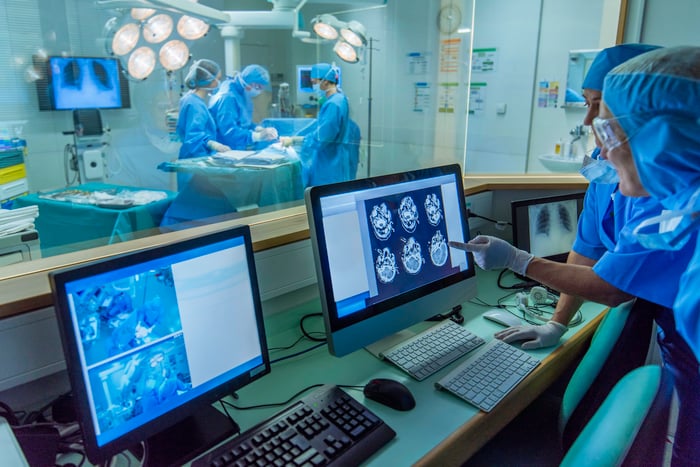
[131,8,155,21]
[143,14,173,44]
[177,15,209,40]
[159,40,189,71]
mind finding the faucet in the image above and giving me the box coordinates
[568,125,587,157]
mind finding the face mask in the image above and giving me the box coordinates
[631,187,700,250]
[312,83,325,98]
[579,154,619,184]
[207,85,220,95]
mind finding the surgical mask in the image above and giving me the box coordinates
[631,188,700,250]
[312,83,324,98]
[579,154,620,184]
[207,84,220,95]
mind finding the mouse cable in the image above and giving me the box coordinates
[269,341,326,365]
[220,383,326,411]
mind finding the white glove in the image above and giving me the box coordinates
[449,235,534,276]
[252,127,278,142]
[207,140,231,153]
[495,321,568,349]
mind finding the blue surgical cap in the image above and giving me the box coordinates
[240,64,271,91]
[311,63,339,84]
[184,59,220,89]
[603,46,700,212]
[582,44,661,91]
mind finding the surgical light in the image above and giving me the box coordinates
[131,8,155,21]
[177,15,209,40]
[128,46,156,79]
[334,40,359,63]
[159,40,189,71]
[111,23,140,56]
[313,14,339,40]
[340,20,367,47]
[143,13,173,44]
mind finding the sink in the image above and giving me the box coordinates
[538,154,584,173]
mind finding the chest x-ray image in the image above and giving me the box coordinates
[528,199,577,258]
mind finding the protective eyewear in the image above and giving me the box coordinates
[592,115,633,151]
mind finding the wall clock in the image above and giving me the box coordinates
[438,4,462,34]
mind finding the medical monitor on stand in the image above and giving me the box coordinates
[305,164,477,357]
[50,225,270,465]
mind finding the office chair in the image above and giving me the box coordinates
[560,364,673,466]
[559,298,657,451]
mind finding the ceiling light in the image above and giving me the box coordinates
[111,23,140,56]
[334,40,359,63]
[340,20,367,47]
[131,8,155,21]
[159,40,189,71]
[143,13,173,44]
[177,15,209,40]
[128,46,156,79]
[313,14,339,40]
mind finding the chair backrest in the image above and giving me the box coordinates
[560,364,673,467]
[559,298,657,451]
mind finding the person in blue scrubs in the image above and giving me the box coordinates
[300,63,356,186]
[208,64,278,150]
[175,59,230,189]
[600,46,700,466]
[479,45,679,350]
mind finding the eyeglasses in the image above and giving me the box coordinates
[592,116,632,151]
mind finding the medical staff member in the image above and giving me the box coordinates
[208,64,278,149]
[300,63,355,186]
[487,44,676,350]
[176,59,230,189]
[598,46,700,466]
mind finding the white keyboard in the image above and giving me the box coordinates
[435,339,540,412]
[381,320,485,381]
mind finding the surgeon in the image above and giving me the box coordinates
[176,59,230,189]
[478,44,673,350]
[299,63,356,186]
[208,64,278,149]
[597,45,700,465]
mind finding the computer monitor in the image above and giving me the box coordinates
[511,191,586,264]
[305,164,477,357]
[296,64,342,106]
[49,225,269,465]
[35,56,131,111]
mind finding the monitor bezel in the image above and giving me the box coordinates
[305,164,477,356]
[49,225,269,464]
[510,191,586,264]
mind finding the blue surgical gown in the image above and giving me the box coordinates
[208,78,255,150]
[675,239,700,361]
[301,92,355,187]
[176,91,217,189]
[572,148,695,308]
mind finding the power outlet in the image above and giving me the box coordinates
[465,191,493,232]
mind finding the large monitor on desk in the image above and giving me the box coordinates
[305,164,477,357]
[49,225,269,465]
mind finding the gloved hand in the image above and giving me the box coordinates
[448,235,534,276]
[252,127,279,142]
[495,321,568,349]
[279,136,294,147]
[206,140,231,153]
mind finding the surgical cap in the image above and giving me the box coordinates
[184,59,220,89]
[581,44,661,91]
[311,63,339,84]
[240,64,271,91]
[603,45,700,212]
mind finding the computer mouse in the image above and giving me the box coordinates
[363,378,416,411]
[483,309,522,327]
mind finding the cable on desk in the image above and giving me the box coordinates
[496,268,539,290]
[269,342,326,365]
[300,312,326,342]
[221,383,326,411]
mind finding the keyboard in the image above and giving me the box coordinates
[435,339,540,412]
[381,319,485,381]
[192,385,396,467]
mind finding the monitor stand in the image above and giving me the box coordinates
[130,404,239,465]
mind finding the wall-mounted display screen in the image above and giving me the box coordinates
[35,56,131,111]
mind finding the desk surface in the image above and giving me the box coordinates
[207,269,606,466]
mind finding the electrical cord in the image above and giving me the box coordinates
[300,312,326,342]
[269,342,326,364]
[220,383,366,413]
[496,268,539,290]
[467,209,511,226]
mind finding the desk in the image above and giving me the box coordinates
[12,183,176,256]
[205,269,606,466]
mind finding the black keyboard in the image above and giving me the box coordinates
[192,385,396,466]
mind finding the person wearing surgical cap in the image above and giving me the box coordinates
[299,63,356,186]
[176,59,230,189]
[600,45,700,466]
[208,64,278,149]
[478,44,690,356]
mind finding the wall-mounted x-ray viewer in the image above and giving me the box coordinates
[563,49,600,108]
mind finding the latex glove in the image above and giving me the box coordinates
[495,321,568,350]
[449,235,534,276]
[279,136,294,147]
[252,127,279,142]
[206,140,231,153]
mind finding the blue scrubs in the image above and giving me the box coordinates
[208,77,255,150]
[176,91,216,189]
[675,241,700,361]
[301,92,354,187]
